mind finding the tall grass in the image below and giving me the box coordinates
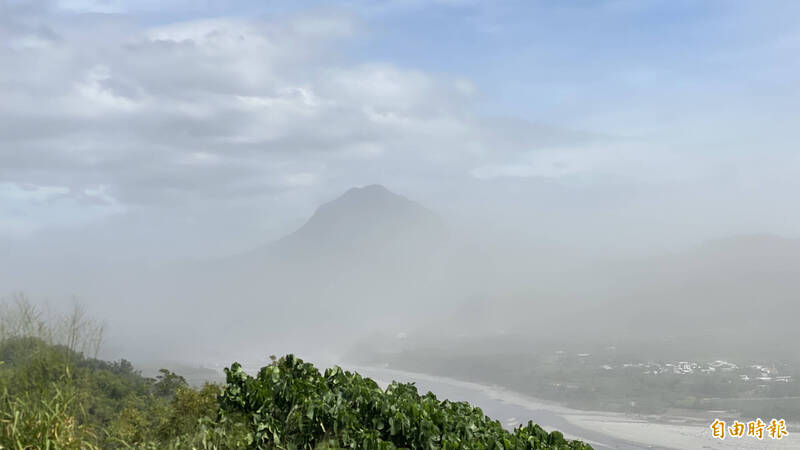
[0,293,105,449]
[0,381,99,450]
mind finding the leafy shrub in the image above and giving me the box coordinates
[219,354,593,449]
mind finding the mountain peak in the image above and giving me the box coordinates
[325,184,408,211]
[280,184,444,251]
[344,184,392,195]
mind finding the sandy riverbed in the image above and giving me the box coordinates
[350,365,797,450]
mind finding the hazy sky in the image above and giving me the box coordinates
[2,0,800,261]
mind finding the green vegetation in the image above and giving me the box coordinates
[0,334,240,449]
[219,355,590,449]
[0,297,591,449]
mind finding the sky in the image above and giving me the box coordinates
[2,0,800,263]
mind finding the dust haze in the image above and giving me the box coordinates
[4,179,798,366]
[2,1,800,444]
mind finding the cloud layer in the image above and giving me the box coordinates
[1,2,599,240]
[2,0,800,254]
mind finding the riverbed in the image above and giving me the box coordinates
[349,365,798,450]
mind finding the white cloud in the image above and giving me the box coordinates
[0,182,123,237]
[57,0,127,14]
[280,172,319,188]
[470,142,699,185]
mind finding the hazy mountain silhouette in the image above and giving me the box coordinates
[95,185,800,362]
[400,233,800,360]
[518,233,800,358]
[158,185,453,358]
[269,184,446,257]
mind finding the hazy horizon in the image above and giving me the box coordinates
[3,3,800,437]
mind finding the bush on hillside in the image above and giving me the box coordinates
[220,354,592,449]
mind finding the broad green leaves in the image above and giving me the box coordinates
[219,355,593,450]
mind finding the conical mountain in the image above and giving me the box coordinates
[274,184,446,256]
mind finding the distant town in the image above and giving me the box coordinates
[555,351,794,384]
